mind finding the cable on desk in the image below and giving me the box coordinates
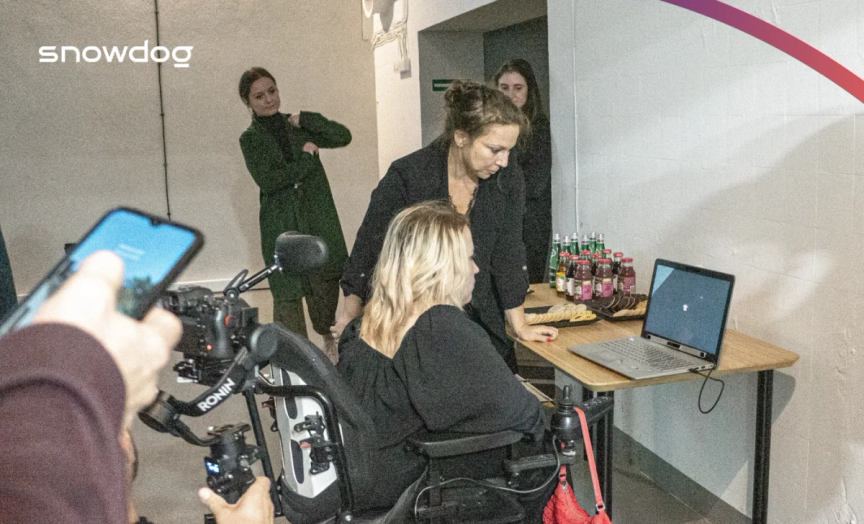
[690,368,725,414]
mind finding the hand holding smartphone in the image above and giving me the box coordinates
[0,207,203,337]
[32,251,184,426]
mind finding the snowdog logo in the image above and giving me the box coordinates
[39,40,193,68]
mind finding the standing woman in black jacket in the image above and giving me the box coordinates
[333,81,557,371]
[494,59,552,284]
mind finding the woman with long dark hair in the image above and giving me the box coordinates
[494,59,552,284]
[238,67,351,362]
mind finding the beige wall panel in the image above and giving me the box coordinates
[0,1,378,293]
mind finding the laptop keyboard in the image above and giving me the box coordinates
[601,339,692,371]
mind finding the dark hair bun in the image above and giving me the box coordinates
[443,80,476,107]
[439,80,525,144]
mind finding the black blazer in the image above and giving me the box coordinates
[341,142,529,352]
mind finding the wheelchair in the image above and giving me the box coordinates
[257,322,614,524]
[140,233,614,524]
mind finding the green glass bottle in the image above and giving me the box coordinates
[548,233,561,288]
[569,232,579,256]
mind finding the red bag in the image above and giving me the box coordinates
[542,407,613,524]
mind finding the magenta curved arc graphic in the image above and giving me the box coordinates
[661,0,864,104]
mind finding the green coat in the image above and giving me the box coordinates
[239,111,351,302]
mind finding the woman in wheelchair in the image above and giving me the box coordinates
[336,200,552,518]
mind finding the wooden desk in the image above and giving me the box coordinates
[517,284,798,524]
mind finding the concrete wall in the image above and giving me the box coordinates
[418,31,485,145]
[0,0,379,294]
[550,1,864,522]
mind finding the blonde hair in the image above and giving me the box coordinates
[360,201,473,357]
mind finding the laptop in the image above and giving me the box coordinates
[569,259,735,380]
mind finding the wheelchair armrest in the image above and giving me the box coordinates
[503,452,580,474]
[406,430,525,458]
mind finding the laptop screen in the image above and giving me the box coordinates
[642,260,735,356]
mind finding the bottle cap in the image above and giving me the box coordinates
[622,257,633,262]
[570,254,578,259]
[600,259,611,264]
[613,252,623,257]
[582,250,591,255]
[593,253,601,258]
[602,249,612,254]
[577,260,589,265]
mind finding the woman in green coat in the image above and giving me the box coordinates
[238,67,350,361]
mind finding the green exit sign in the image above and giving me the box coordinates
[432,79,454,91]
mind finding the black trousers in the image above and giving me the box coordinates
[273,277,340,337]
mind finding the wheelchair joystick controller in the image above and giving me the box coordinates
[551,385,581,455]
[550,386,615,456]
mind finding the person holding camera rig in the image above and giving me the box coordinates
[0,251,273,524]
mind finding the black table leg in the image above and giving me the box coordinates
[753,370,773,524]
[594,391,614,517]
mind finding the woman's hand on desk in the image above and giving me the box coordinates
[515,323,558,342]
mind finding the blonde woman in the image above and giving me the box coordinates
[336,201,545,508]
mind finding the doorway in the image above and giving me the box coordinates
[417,0,548,145]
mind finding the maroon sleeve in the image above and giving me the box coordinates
[0,324,129,524]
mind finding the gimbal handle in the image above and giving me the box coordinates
[138,321,279,437]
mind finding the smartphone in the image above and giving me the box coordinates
[0,207,203,336]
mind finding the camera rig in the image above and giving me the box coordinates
[139,232,354,523]
[138,232,613,524]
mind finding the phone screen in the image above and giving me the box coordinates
[0,208,202,336]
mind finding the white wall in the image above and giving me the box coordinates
[372,0,495,176]
[548,0,578,236]
[551,0,864,522]
[1,1,379,294]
